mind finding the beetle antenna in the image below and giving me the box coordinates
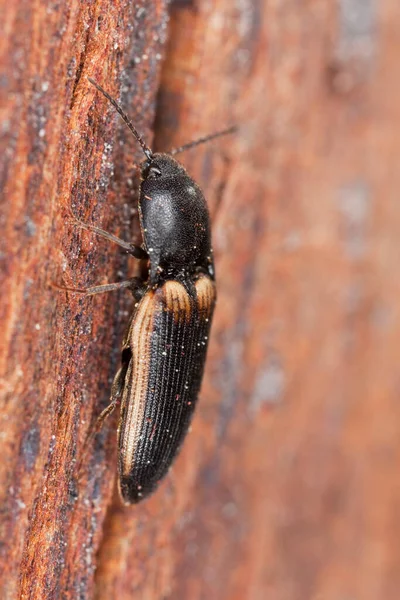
[170,125,237,156]
[88,77,153,161]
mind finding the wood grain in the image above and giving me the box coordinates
[2,0,400,599]
[1,1,168,598]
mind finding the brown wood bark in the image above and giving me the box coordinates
[2,0,400,599]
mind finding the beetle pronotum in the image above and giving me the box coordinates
[72,78,235,504]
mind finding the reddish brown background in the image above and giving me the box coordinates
[1,0,400,599]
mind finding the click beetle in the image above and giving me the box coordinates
[73,78,235,504]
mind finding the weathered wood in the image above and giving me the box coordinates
[2,0,400,599]
[1,1,168,598]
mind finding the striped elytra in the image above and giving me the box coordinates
[118,276,216,503]
[76,79,234,504]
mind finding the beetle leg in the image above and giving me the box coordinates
[54,277,145,297]
[91,355,130,433]
[79,362,129,469]
[85,277,146,300]
[126,277,147,301]
[70,216,148,259]
[95,364,126,428]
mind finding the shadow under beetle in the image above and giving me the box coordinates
[73,78,235,504]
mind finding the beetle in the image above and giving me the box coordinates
[71,78,235,504]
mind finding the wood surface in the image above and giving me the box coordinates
[1,0,400,598]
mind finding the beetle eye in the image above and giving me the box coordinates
[148,166,162,178]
